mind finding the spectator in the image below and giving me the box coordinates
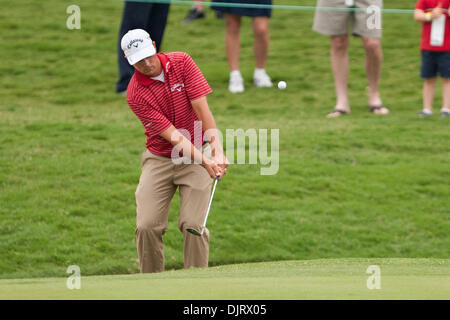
[116,1,170,94]
[212,0,273,93]
[313,0,389,117]
[414,1,450,117]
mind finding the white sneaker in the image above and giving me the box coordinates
[253,70,273,88]
[228,72,244,93]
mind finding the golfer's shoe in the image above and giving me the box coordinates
[253,71,273,88]
[229,74,244,93]
[182,7,205,25]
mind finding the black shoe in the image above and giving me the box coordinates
[182,8,205,25]
[216,10,224,19]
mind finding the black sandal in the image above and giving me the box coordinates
[369,105,389,114]
[327,109,349,118]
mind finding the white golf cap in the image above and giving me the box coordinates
[121,29,156,65]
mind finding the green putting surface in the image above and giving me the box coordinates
[1,259,448,300]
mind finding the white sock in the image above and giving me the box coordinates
[422,109,433,115]
[254,68,266,78]
[441,108,450,112]
[230,70,242,79]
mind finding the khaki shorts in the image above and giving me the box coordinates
[313,0,383,39]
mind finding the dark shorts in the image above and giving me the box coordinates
[211,0,272,17]
[421,50,450,79]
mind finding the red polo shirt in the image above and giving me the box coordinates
[416,0,450,51]
[126,52,212,157]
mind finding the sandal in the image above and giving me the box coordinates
[326,109,350,118]
[369,105,389,115]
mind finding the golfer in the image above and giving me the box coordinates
[121,29,228,273]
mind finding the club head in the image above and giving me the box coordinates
[186,228,202,236]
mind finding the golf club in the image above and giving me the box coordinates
[186,175,219,236]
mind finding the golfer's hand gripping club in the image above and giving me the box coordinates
[202,157,226,180]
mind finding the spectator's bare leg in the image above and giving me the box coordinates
[442,77,450,111]
[225,14,241,72]
[252,17,270,69]
[423,77,436,112]
[327,35,350,118]
[423,77,437,112]
[363,38,388,114]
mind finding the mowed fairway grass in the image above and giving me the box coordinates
[0,0,449,297]
[1,259,449,299]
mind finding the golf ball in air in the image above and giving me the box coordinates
[278,81,287,90]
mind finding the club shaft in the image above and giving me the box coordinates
[200,177,219,233]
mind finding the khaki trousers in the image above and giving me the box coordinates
[135,148,212,273]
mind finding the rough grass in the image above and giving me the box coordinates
[0,0,449,279]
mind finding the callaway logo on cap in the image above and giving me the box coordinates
[121,29,156,65]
